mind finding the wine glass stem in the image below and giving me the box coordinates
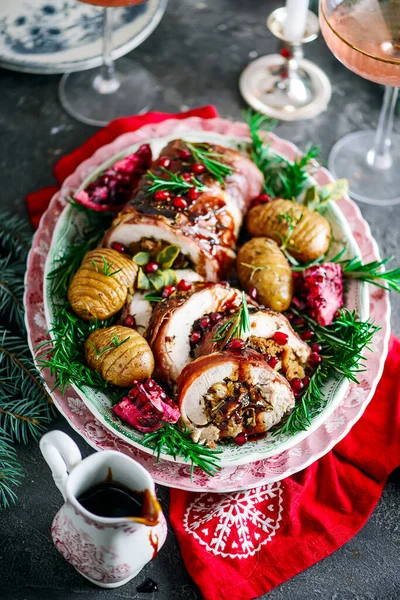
[93,8,120,95]
[367,86,398,170]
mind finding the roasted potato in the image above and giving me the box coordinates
[246,198,331,263]
[237,237,293,312]
[85,325,154,387]
[68,248,138,321]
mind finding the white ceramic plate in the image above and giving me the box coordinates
[42,123,369,468]
[0,0,167,74]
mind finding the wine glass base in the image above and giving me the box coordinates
[239,54,331,121]
[328,130,400,206]
[59,58,160,127]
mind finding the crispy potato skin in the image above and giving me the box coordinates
[237,237,293,312]
[68,248,138,321]
[85,325,154,387]
[246,198,331,263]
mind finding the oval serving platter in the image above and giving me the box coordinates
[43,126,369,468]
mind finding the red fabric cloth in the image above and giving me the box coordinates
[26,108,399,600]
[26,106,218,228]
[170,335,400,600]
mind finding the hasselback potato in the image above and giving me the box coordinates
[85,325,154,387]
[237,237,293,312]
[246,198,331,263]
[68,248,138,321]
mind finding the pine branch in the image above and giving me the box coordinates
[0,258,25,330]
[0,212,32,259]
[0,430,24,508]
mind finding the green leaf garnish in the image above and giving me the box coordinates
[133,251,150,266]
[157,244,180,269]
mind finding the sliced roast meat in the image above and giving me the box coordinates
[195,309,311,380]
[146,283,244,387]
[103,139,263,281]
[178,349,295,446]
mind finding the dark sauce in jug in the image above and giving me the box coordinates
[77,480,144,519]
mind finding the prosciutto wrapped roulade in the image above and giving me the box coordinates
[104,139,263,281]
[195,309,311,381]
[146,283,244,387]
[178,349,295,446]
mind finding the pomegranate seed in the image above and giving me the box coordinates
[249,287,258,301]
[303,377,310,387]
[190,331,202,344]
[253,193,272,205]
[310,351,322,366]
[158,156,171,169]
[188,187,199,201]
[178,279,192,292]
[192,162,205,174]
[146,379,155,389]
[293,317,305,327]
[210,312,222,324]
[301,330,314,341]
[199,316,211,330]
[144,261,159,273]
[123,315,136,328]
[285,312,294,322]
[226,338,245,351]
[272,331,288,345]
[280,69,288,79]
[111,242,126,254]
[268,356,279,369]
[154,190,170,201]
[290,378,304,393]
[233,432,248,446]
[128,387,140,400]
[182,172,192,182]
[178,148,191,160]
[173,196,188,210]
[311,343,322,353]
[162,285,176,298]
[280,47,291,59]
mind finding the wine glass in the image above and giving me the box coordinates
[59,0,160,127]
[320,0,400,206]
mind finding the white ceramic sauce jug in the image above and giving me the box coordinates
[40,430,167,588]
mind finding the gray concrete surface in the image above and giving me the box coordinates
[0,1,399,598]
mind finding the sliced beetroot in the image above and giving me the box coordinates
[74,143,152,213]
[112,378,179,433]
[294,263,343,326]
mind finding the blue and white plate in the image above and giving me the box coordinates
[0,0,167,74]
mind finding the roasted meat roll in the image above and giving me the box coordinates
[194,309,311,380]
[146,283,244,386]
[178,349,295,446]
[104,139,263,281]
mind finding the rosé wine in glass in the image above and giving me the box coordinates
[320,0,400,206]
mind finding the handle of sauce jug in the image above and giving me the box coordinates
[40,430,82,500]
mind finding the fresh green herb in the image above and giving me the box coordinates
[274,211,302,265]
[0,257,25,330]
[36,308,120,398]
[157,244,180,269]
[186,142,234,186]
[240,262,269,280]
[304,180,348,212]
[146,169,206,195]
[337,256,400,293]
[244,110,319,199]
[132,252,150,266]
[143,422,222,477]
[91,256,122,277]
[112,334,130,348]
[274,308,380,436]
[144,294,164,303]
[86,340,113,358]
[212,291,251,347]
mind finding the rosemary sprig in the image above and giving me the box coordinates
[91,256,122,278]
[143,423,222,477]
[212,291,251,347]
[186,143,234,186]
[244,110,319,199]
[337,256,400,293]
[144,293,164,303]
[146,169,206,195]
[274,308,380,435]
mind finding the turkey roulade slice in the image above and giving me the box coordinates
[103,139,263,281]
[195,309,311,381]
[146,283,245,387]
[178,349,295,447]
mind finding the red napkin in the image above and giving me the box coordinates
[26,106,218,228]
[170,335,400,600]
[26,108,399,600]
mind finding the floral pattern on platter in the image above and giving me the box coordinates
[24,116,391,493]
[51,513,130,583]
[183,483,282,559]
